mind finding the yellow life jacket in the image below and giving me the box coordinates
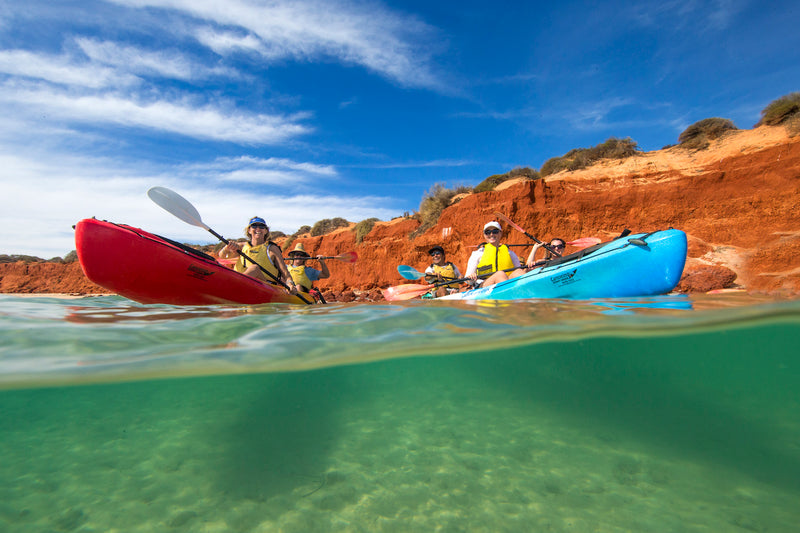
[235,241,280,281]
[288,265,313,293]
[476,243,515,277]
[431,262,460,289]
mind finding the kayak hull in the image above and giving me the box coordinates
[75,218,307,305]
[441,229,687,301]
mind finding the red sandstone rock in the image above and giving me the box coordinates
[2,126,799,298]
[677,264,738,293]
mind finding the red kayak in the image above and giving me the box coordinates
[75,218,308,305]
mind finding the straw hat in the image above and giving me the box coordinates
[287,242,310,258]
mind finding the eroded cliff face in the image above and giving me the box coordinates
[2,126,799,297]
[296,126,800,296]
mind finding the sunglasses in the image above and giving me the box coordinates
[484,229,501,235]
[250,224,267,229]
[551,243,565,249]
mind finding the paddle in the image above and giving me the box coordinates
[383,267,518,301]
[397,265,426,280]
[147,186,312,305]
[469,240,600,250]
[493,212,562,257]
[568,237,601,250]
[283,251,358,263]
[397,264,460,281]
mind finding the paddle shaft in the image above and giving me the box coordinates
[283,255,348,261]
[494,212,562,257]
[223,241,313,305]
[393,266,520,298]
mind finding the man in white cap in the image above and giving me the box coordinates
[464,221,521,288]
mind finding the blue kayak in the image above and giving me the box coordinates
[440,228,687,301]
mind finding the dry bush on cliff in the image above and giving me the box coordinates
[0,254,46,263]
[281,225,311,250]
[354,217,380,243]
[678,118,738,150]
[474,166,539,193]
[412,183,472,238]
[310,217,350,237]
[540,137,640,177]
[757,92,800,135]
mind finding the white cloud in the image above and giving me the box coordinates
[0,150,395,258]
[0,82,312,144]
[75,37,235,81]
[194,28,268,56]
[109,0,443,89]
[179,156,338,184]
[629,0,745,32]
[0,49,138,88]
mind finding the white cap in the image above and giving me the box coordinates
[483,221,502,232]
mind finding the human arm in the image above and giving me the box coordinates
[218,240,242,259]
[525,243,545,268]
[316,257,330,279]
[465,249,482,280]
[269,244,297,292]
[423,264,438,282]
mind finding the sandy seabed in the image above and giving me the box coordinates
[2,360,798,533]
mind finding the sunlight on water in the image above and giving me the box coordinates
[1,294,799,531]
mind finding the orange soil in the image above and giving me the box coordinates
[2,126,799,299]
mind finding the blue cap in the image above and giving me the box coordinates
[248,216,266,226]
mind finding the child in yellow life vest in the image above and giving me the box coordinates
[423,245,463,297]
[464,221,521,288]
[286,243,330,293]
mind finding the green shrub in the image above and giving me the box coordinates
[63,250,78,263]
[0,254,45,263]
[412,183,471,238]
[310,217,350,237]
[757,92,800,135]
[353,217,380,243]
[474,167,539,193]
[540,137,640,177]
[678,118,738,150]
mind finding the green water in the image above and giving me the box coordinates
[1,294,799,532]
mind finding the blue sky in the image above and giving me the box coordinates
[1,0,798,257]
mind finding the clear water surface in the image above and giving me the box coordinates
[1,293,798,532]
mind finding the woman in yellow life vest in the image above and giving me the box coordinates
[424,245,462,297]
[286,243,330,293]
[218,216,298,293]
[465,221,521,288]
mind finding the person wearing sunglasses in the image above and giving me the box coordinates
[505,238,569,280]
[423,245,462,297]
[464,221,521,288]
[218,216,297,293]
[525,238,566,268]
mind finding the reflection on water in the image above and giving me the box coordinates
[0,294,798,531]
[1,293,798,388]
[1,314,799,532]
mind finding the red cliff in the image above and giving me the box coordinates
[2,126,799,299]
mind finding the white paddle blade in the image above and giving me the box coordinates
[147,187,208,229]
